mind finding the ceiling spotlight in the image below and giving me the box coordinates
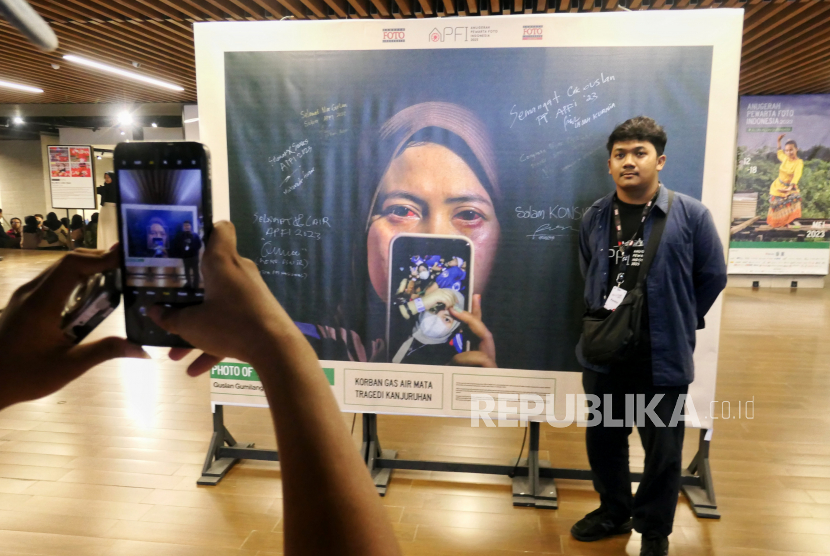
[0,79,43,93]
[151,122,158,127]
[97,155,102,160]
[51,63,60,70]
[12,116,24,125]
[117,111,133,126]
[132,61,141,68]
[120,131,126,135]
[63,55,184,92]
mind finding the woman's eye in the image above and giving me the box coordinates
[387,206,418,218]
[455,210,483,221]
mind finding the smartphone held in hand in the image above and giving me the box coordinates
[61,269,121,343]
[386,233,473,365]
[114,142,212,347]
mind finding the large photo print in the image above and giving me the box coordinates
[225,46,712,372]
[728,95,830,275]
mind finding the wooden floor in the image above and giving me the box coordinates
[1,248,829,556]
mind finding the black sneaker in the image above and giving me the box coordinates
[570,507,632,542]
[640,534,669,556]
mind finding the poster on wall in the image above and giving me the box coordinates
[195,11,743,428]
[728,95,830,275]
[48,145,96,209]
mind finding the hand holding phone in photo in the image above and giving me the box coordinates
[387,234,474,366]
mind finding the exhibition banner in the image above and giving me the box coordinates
[48,145,96,209]
[729,95,830,275]
[195,11,743,428]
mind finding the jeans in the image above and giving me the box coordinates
[183,256,200,289]
[582,359,687,537]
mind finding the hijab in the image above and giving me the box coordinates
[359,101,500,232]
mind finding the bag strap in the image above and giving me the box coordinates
[635,190,674,286]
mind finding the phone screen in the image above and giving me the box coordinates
[387,234,473,366]
[115,142,211,347]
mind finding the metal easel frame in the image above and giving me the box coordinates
[364,414,719,517]
[199,408,719,519]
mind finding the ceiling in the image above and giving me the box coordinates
[0,0,828,107]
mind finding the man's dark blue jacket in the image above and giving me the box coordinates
[576,185,727,386]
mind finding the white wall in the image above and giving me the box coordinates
[59,127,134,145]
[143,126,184,141]
[0,139,48,221]
[183,105,199,142]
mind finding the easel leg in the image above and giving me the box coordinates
[362,413,397,496]
[198,405,254,485]
[512,421,558,509]
[681,428,720,518]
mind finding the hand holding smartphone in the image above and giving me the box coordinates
[386,233,473,365]
[114,142,212,347]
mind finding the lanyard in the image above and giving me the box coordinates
[612,186,661,287]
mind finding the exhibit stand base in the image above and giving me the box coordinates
[727,274,826,288]
[198,405,278,485]
[199,409,719,518]
[680,429,720,519]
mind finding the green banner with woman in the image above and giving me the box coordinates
[728,95,830,275]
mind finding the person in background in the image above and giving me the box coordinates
[34,214,44,228]
[0,208,10,231]
[97,172,119,250]
[69,214,86,250]
[42,212,71,250]
[0,213,8,253]
[61,217,71,231]
[0,223,402,556]
[6,217,22,248]
[21,216,43,249]
[573,117,726,556]
[84,212,99,249]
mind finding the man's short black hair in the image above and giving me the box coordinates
[785,139,798,149]
[606,116,668,156]
[183,220,192,225]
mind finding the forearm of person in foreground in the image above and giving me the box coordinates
[151,221,401,556]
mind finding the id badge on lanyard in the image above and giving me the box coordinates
[604,187,660,311]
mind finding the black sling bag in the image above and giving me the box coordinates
[581,190,674,365]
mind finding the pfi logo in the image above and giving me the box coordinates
[523,25,543,40]
[428,27,469,43]
[383,28,405,43]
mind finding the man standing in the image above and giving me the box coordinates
[171,221,202,289]
[572,117,727,556]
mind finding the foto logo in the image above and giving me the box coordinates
[523,25,543,40]
[383,28,405,43]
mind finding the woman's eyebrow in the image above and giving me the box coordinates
[445,194,493,207]
[382,191,426,207]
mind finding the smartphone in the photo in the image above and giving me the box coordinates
[114,142,212,347]
[386,233,473,366]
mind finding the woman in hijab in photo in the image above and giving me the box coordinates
[307,102,501,368]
